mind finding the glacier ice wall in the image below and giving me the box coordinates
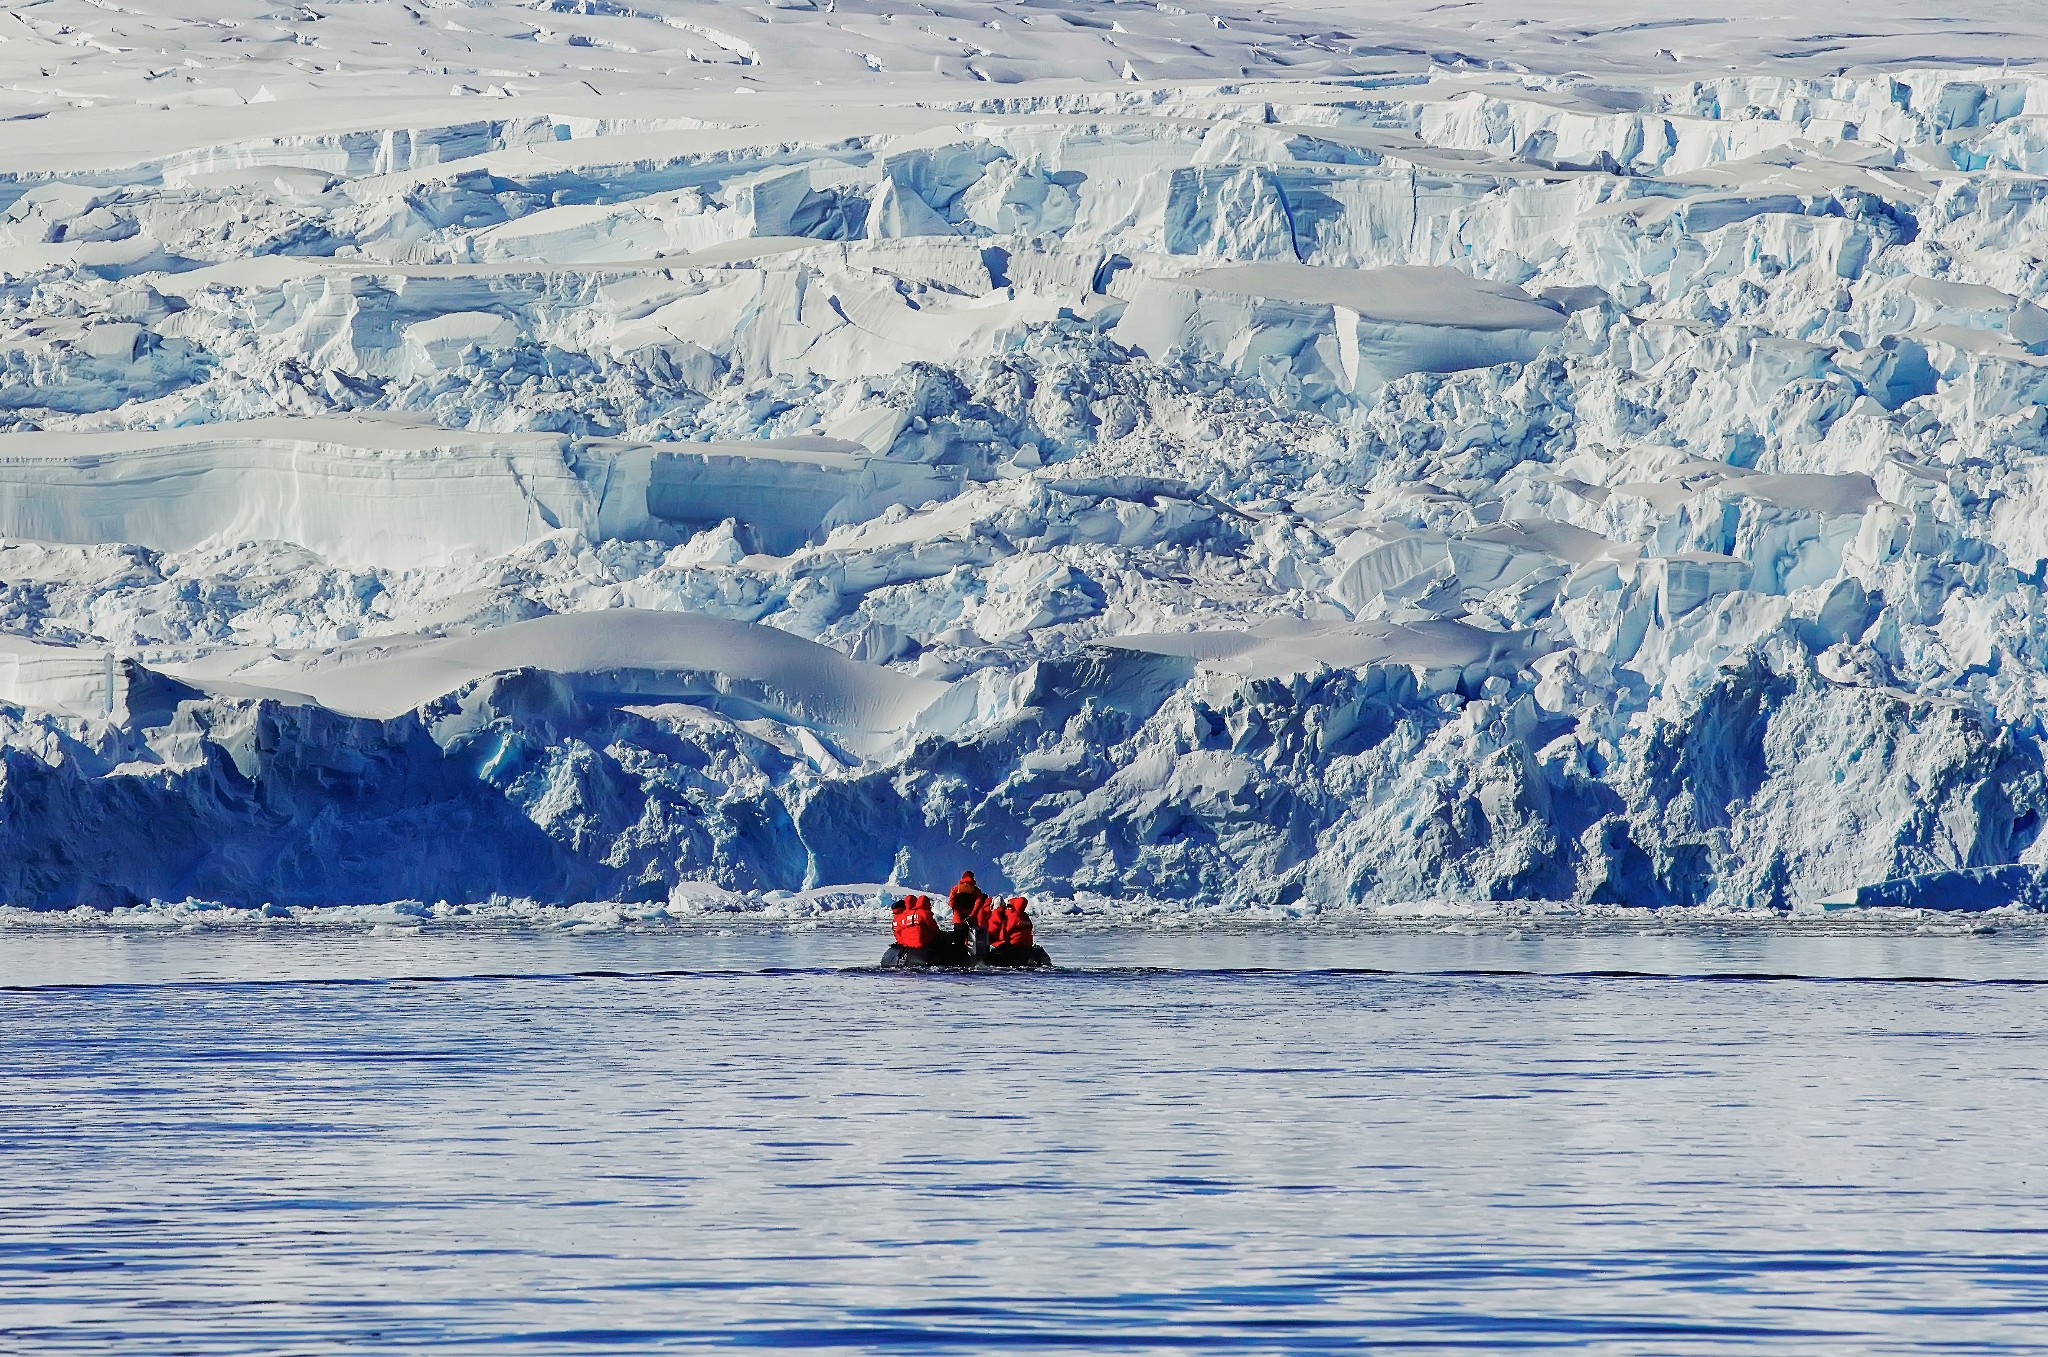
[6,2,2048,909]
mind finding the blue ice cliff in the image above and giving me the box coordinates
[4,3,2048,910]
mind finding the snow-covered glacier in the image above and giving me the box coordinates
[6,0,2048,911]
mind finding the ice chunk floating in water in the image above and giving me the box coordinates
[8,2,2048,909]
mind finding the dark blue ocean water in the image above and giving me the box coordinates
[4,920,2047,1354]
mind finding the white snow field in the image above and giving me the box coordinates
[8,1,2048,910]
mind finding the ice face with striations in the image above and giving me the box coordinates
[6,0,2048,911]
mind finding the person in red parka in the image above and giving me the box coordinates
[947,870,993,961]
[891,894,944,954]
[987,896,1036,965]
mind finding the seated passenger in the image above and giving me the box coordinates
[891,894,944,954]
[987,895,1036,964]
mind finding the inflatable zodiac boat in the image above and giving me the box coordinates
[883,889,1049,969]
[880,942,1052,970]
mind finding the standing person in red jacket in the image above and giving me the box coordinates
[947,870,993,962]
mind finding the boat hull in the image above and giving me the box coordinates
[879,944,1051,970]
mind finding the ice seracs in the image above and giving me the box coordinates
[4,2,2048,909]
[1115,263,1571,400]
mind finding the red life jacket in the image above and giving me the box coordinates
[990,897,1033,951]
[892,895,943,950]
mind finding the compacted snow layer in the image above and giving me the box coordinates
[7,2,2048,909]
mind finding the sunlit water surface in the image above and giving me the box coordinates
[4,919,2047,1354]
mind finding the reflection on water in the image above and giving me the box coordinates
[3,922,2047,1354]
